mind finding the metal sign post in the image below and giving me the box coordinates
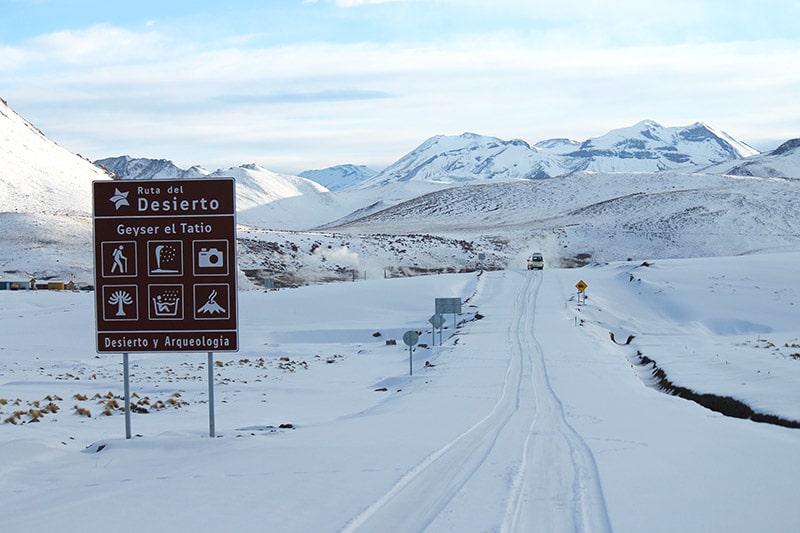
[428,313,445,346]
[576,279,588,305]
[123,352,131,439]
[403,330,420,375]
[208,352,215,438]
[93,178,239,439]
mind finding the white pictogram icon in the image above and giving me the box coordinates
[152,243,181,274]
[108,290,133,316]
[197,289,226,315]
[152,288,181,317]
[197,247,224,268]
[109,188,130,210]
[111,244,128,273]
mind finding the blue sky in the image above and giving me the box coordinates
[2,0,799,173]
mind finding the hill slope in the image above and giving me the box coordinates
[700,138,800,179]
[0,99,111,281]
[0,98,110,215]
[330,171,800,266]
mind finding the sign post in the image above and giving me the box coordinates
[93,178,238,438]
[123,352,131,439]
[428,313,445,346]
[208,352,215,437]
[576,279,588,305]
[403,330,419,375]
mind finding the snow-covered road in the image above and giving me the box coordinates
[3,256,800,532]
[343,271,609,532]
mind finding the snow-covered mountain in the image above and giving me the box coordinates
[329,171,800,266]
[359,133,561,188]
[533,137,581,154]
[211,163,345,230]
[3,96,799,285]
[563,120,758,173]
[700,137,800,179]
[98,157,377,193]
[0,98,110,215]
[91,157,351,229]
[89,154,347,229]
[94,155,210,180]
[299,164,377,191]
[0,99,111,281]
[357,120,759,193]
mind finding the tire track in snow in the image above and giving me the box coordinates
[503,271,611,533]
[341,271,609,532]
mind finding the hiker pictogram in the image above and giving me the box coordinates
[112,245,128,273]
[101,241,137,278]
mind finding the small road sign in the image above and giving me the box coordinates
[576,280,588,293]
[429,313,445,329]
[403,330,419,376]
[403,330,420,346]
[435,297,462,314]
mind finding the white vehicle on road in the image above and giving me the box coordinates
[526,252,544,270]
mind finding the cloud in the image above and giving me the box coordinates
[215,90,392,105]
[0,24,169,69]
[305,0,402,6]
[1,13,799,172]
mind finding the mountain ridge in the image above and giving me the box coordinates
[95,155,210,181]
[299,164,378,191]
[2,97,799,285]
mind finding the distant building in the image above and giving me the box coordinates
[0,279,34,290]
[32,280,68,290]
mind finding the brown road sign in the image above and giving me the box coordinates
[576,280,588,292]
[93,178,238,352]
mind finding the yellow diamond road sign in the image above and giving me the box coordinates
[576,280,588,292]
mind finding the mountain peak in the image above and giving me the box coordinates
[360,120,762,188]
[94,155,209,180]
[299,164,377,192]
[771,138,800,156]
[360,131,553,189]
[567,120,758,172]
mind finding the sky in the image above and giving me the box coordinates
[1,0,799,174]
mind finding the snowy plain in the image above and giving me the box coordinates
[2,253,800,532]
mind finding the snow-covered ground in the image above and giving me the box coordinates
[2,252,799,532]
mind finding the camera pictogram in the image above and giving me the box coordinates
[198,247,224,268]
[192,240,229,276]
